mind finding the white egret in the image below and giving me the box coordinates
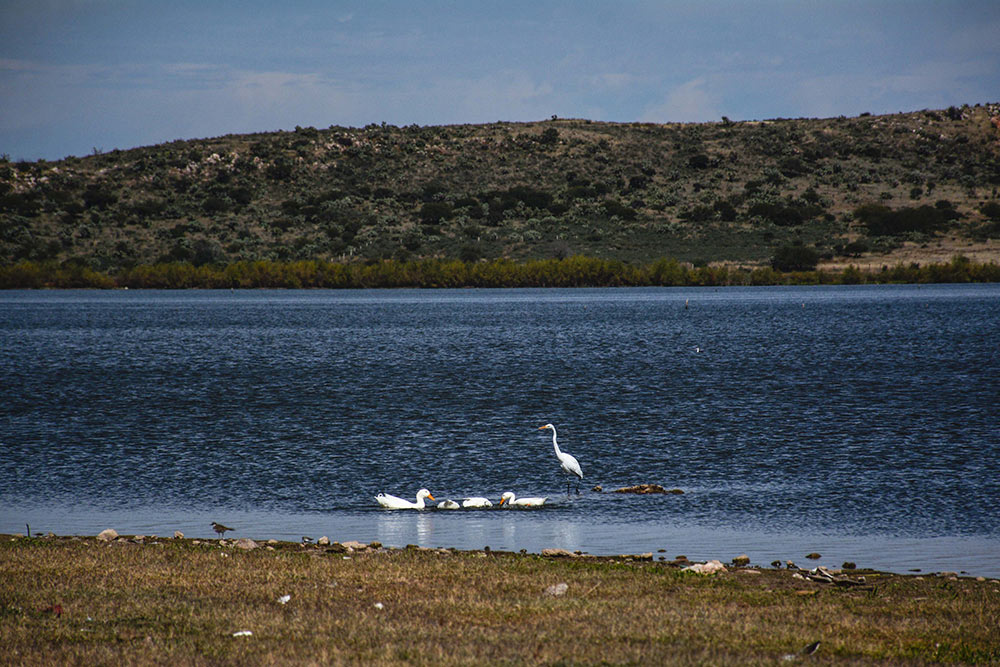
[538,423,583,494]
[499,491,547,507]
[375,488,435,509]
[462,497,493,508]
[437,499,461,510]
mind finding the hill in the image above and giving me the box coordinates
[2,104,1000,273]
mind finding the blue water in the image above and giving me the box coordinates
[2,286,999,576]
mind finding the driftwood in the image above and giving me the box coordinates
[612,484,684,495]
[802,566,869,587]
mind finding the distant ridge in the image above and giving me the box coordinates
[2,103,999,272]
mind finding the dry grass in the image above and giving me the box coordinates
[2,535,998,665]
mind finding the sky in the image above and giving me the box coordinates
[1,0,998,161]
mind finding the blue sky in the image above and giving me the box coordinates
[2,0,998,161]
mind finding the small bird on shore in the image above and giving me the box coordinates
[211,521,233,538]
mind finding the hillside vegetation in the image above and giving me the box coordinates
[2,104,1000,275]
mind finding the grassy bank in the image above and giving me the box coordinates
[2,535,998,665]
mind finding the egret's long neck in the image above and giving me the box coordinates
[550,428,561,457]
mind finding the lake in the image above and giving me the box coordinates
[2,285,998,577]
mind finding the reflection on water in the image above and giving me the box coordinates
[3,502,998,577]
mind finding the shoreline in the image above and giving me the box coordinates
[6,531,998,583]
[7,506,1000,579]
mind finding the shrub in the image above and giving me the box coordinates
[980,201,1000,221]
[771,243,820,271]
[682,205,714,222]
[505,186,553,209]
[459,244,482,262]
[628,175,649,191]
[419,202,453,224]
[203,195,230,214]
[748,202,804,226]
[566,185,597,199]
[854,203,953,236]
[778,157,808,177]
[82,185,118,209]
[191,239,226,266]
[843,239,869,257]
[601,199,637,220]
[687,154,710,169]
[266,159,293,180]
[538,128,559,145]
[713,200,737,221]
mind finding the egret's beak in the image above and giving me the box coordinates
[537,426,546,430]
[499,497,507,506]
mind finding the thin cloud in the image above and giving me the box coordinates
[589,72,639,90]
[640,78,720,123]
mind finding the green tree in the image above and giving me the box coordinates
[771,243,820,271]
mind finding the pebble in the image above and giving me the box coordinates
[342,540,368,551]
[682,560,726,575]
[544,582,569,596]
[541,548,575,558]
[732,554,750,566]
[97,528,118,542]
[173,531,184,539]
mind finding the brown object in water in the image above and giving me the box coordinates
[612,484,683,495]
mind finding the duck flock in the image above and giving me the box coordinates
[375,424,584,510]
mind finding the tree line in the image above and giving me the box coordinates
[2,255,998,289]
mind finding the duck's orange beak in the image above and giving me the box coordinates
[427,493,436,501]
[499,497,508,506]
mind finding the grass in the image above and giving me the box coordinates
[2,535,999,665]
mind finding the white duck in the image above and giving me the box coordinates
[462,497,494,508]
[375,488,435,509]
[437,499,461,509]
[499,491,547,507]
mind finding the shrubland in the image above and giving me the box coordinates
[2,104,1000,281]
